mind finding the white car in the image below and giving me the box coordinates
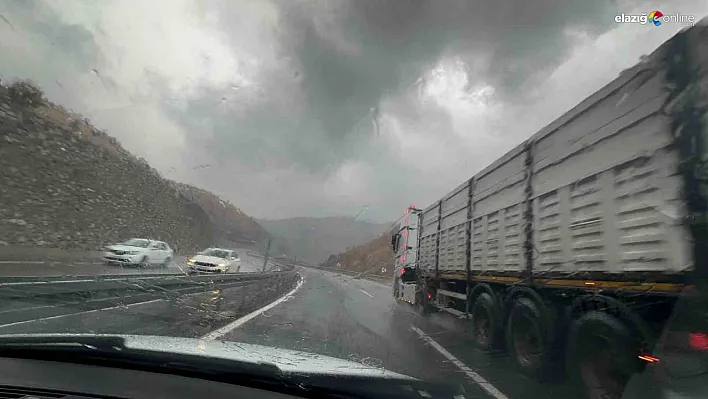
[103,238,174,268]
[187,248,241,273]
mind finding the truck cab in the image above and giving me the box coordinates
[391,206,421,304]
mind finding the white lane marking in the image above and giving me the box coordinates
[411,326,510,399]
[358,288,374,298]
[0,299,163,329]
[201,274,305,341]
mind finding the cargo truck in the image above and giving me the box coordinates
[391,22,708,398]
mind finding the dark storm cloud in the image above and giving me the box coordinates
[275,1,441,138]
[178,0,627,176]
[342,0,632,101]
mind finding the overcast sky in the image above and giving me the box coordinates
[1,1,706,222]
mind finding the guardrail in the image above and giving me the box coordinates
[0,267,296,300]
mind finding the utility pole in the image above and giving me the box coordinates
[262,238,272,272]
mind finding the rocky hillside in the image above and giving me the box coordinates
[257,216,391,264]
[320,233,395,279]
[0,79,267,253]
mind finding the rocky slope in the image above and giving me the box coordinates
[257,216,391,264]
[0,80,268,253]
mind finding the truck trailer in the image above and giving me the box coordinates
[391,21,708,398]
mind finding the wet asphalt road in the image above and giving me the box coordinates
[221,267,600,399]
[0,257,611,399]
[221,267,508,398]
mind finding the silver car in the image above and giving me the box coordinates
[187,248,241,273]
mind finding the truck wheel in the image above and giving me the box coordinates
[416,286,433,316]
[470,293,499,349]
[506,297,550,378]
[567,311,637,399]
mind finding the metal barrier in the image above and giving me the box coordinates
[0,268,296,300]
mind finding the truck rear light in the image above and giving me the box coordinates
[663,331,708,352]
[689,333,708,351]
[638,355,660,363]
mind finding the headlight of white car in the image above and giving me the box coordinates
[218,263,226,267]
[188,259,195,265]
[128,251,142,255]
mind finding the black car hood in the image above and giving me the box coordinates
[0,333,415,380]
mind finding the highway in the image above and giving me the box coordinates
[0,254,608,399]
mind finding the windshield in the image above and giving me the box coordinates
[1,2,707,399]
[201,249,230,259]
[121,239,150,248]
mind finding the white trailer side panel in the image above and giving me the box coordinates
[530,65,692,275]
[471,144,529,273]
[438,182,470,273]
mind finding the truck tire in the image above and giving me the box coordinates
[506,297,551,378]
[416,285,434,316]
[566,311,637,399]
[470,292,500,350]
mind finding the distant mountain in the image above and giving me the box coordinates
[257,216,392,264]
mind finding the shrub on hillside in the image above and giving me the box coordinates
[7,79,46,107]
